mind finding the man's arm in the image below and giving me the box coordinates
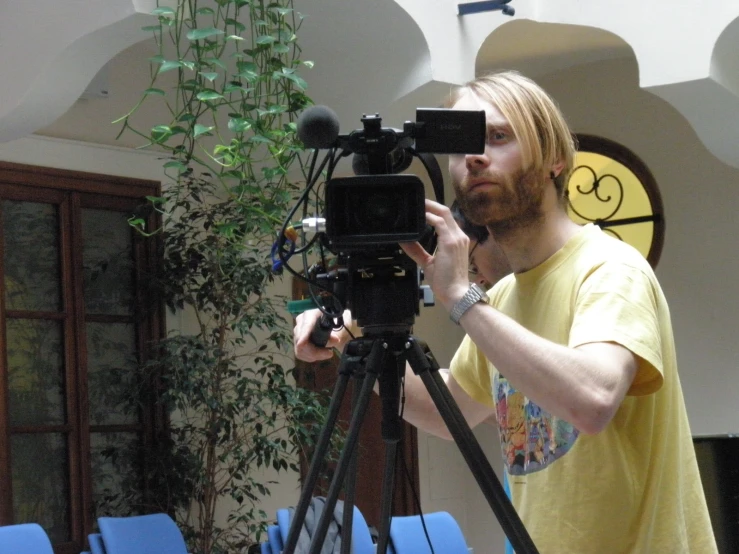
[457,304,636,434]
[294,309,496,438]
[401,200,638,435]
[400,366,496,440]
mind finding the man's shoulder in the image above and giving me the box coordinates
[577,225,654,273]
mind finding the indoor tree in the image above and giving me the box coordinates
[111,0,331,552]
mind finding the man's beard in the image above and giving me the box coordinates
[454,167,545,240]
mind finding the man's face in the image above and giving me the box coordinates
[449,91,545,234]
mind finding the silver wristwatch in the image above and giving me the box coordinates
[449,283,487,325]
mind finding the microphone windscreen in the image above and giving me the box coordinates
[297,105,340,149]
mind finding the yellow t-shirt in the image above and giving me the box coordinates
[450,224,717,554]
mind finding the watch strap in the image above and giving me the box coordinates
[449,283,487,325]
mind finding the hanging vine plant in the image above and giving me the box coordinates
[110,1,331,552]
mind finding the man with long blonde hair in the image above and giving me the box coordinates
[294,71,716,553]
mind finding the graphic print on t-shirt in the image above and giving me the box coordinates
[494,373,579,475]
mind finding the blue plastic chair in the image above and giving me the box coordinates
[388,511,468,554]
[277,505,375,554]
[88,532,106,554]
[97,513,187,554]
[266,523,283,553]
[0,523,54,554]
[261,502,375,554]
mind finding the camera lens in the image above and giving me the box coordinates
[355,193,401,233]
[325,175,425,250]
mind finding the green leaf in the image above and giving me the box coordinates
[228,118,252,133]
[159,60,182,74]
[226,18,246,33]
[128,217,146,230]
[162,160,186,172]
[151,124,173,143]
[237,61,258,73]
[194,124,214,138]
[202,57,227,70]
[197,90,223,101]
[143,87,166,96]
[195,7,215,15]
[224,83,252,94]
[145,195,167,204]
[187,27,225,41]
[199,72,219,82]
[256,35,276,45]
[141,25,163,32]
[178,113,197,123]
[265,104,287,115]
[226,35,244,42]
[148,54,164,64]
[216,221,239,237]
[302,60,314,69]
[151,6,175,16]
[181,61,196,71]
[250,135,273,144]
[282,73,307,91]
[273,44,290,54]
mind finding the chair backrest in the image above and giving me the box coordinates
[88,532,107,554]
[97,513,187,554]
[0,523,54,554]
[388,511,468,554]
[275,503,375,554]
[266,524,282,554]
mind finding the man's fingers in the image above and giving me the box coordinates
[400,241,431,266]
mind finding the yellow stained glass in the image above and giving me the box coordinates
[567,151,655,261]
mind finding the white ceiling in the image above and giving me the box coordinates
[16,1,739,170]
[36,4,634,150]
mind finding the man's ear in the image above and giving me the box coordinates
[550,160,565,179]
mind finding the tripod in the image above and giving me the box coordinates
[283,329,539,554]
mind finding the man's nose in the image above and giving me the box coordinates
[465,151,491,170]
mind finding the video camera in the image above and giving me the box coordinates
[278,105,485,335]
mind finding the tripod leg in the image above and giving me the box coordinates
[339,375,364,554]
[307,340,384,554]
[406,337,540,554]
[283,368,352,554]
[374,354,405,554]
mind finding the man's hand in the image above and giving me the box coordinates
[400,199,471,310]
[293,308,352,362]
